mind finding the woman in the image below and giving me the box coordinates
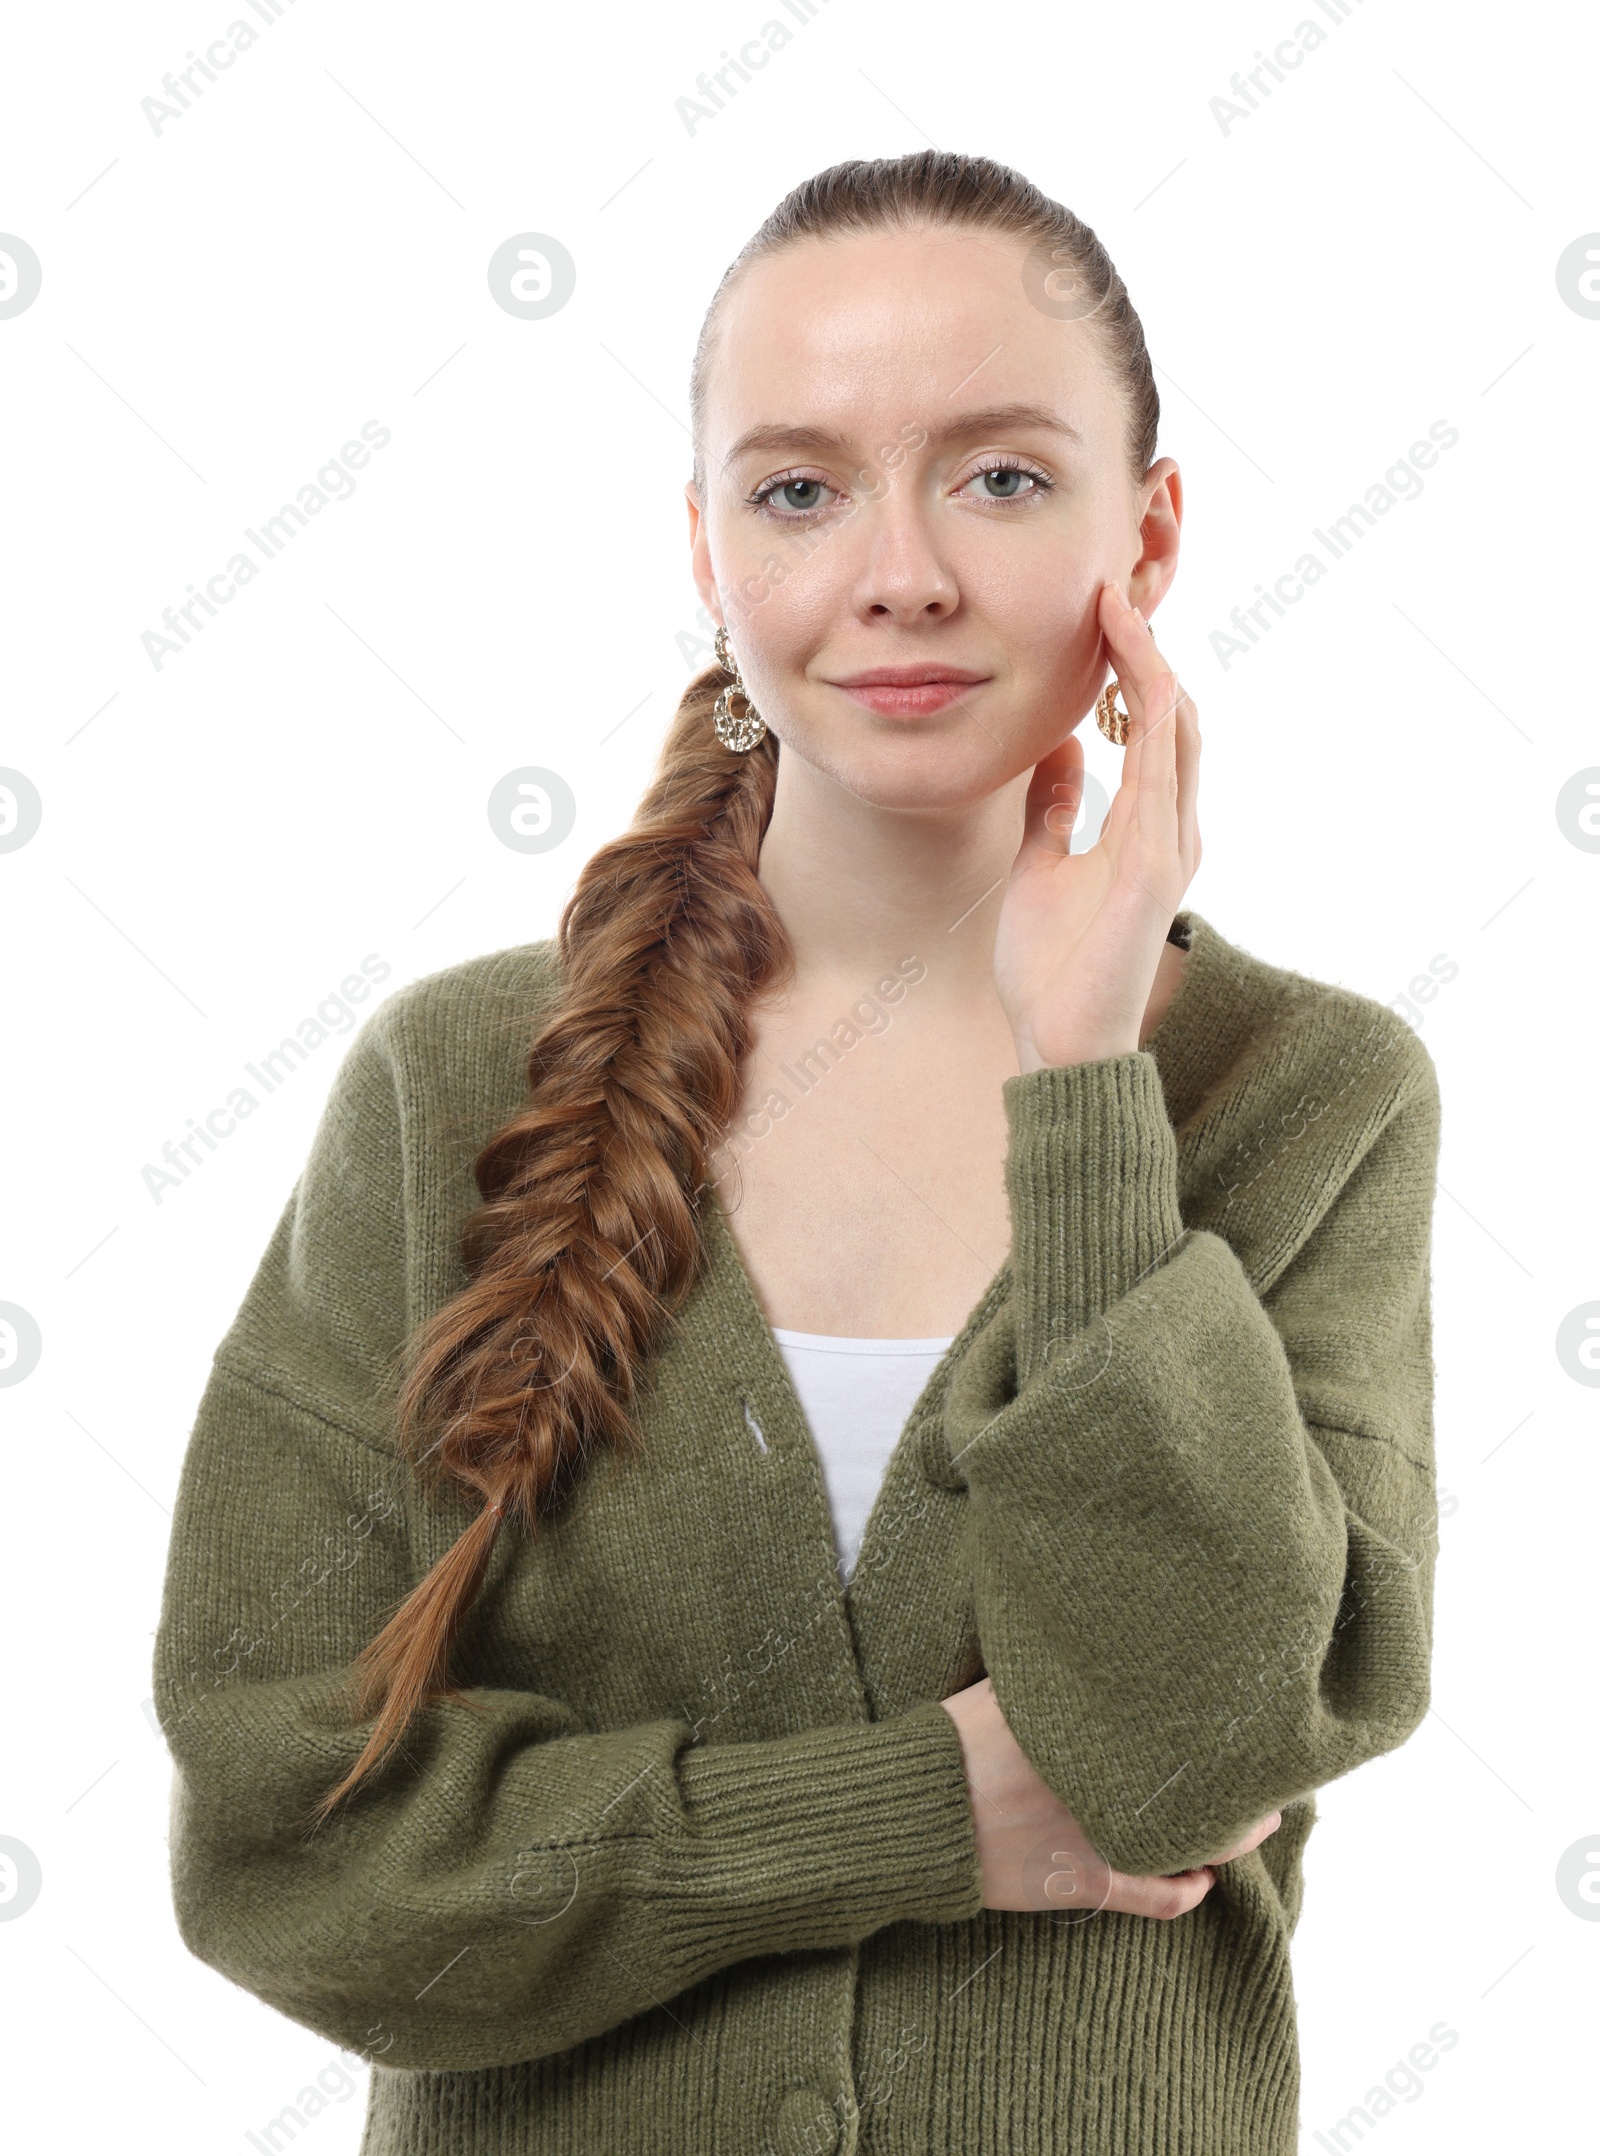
[154,153,1442,2156]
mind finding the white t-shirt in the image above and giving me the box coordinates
[771,1328,956,1584]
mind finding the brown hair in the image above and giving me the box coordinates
[308,150,1160,1828]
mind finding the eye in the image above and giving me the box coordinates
[957,458,1054,503]
[749,472,841,518]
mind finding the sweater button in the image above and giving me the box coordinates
[772,2084,842,2155]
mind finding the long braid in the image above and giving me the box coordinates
[308,666,785,1825]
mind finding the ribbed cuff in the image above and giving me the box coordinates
[1002,1051,1187,1386]
[658,1699,983,1977]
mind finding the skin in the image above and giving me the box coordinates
[685,222,1276,1917]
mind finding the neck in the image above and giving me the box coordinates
[754,747,1188,1052]
[755,747,1030,1006]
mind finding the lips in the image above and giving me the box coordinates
[828,663,991,717]
[831,665,990,688]
[828,659,991,720]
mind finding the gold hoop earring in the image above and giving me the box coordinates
[712,625,768,753]
[1096,678,1131,747]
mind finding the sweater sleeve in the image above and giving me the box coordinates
[152,1009,983,2076]
[945,1035,1441,1880]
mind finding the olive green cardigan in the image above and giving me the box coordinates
[152,907,1442,2156]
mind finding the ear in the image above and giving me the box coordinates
[1130,458,1182,621]
[685,479,723,625]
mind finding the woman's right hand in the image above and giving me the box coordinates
[939,1677,1282,1918]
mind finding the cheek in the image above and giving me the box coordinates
[723,529,856,664]
[963,547,1103,674]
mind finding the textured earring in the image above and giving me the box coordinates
[712,626,768,752]
[1096,677,1131,746]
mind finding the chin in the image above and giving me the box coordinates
[803,733,1013,809]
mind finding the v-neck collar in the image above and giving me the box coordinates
[695,906,1234,1592]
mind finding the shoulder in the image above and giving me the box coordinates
[1167,911,1440,1283]
[207,940,568,1423]
[354,936,564,1106]
[368,935,562,1041]
[1173,908,1438,1130]
[313,936,566,1202]
[305,937,569,1326]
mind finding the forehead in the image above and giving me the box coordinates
[702,224,1122,456]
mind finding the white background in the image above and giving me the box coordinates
[1,0,1595,2148]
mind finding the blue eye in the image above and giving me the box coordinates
[749,458,1051,519]
[750,473,838,518]
[961,461,1050,501]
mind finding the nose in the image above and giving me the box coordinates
[848,493,959,626]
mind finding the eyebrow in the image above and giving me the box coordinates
[721,401,1085,467]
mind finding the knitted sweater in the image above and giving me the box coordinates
[151,906,1443,2156]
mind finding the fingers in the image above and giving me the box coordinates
[1174,682,1201,874]
[1097,580,1200,883]
[1100,1810,1283,1921]
[1098,584,1177,852]
[1020,730,1087,858]
[1209,1810,1283,1864]
[1104,1865,1216,1920]
[1099,581,1177,748]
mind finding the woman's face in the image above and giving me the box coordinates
[687,223,1181,808]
